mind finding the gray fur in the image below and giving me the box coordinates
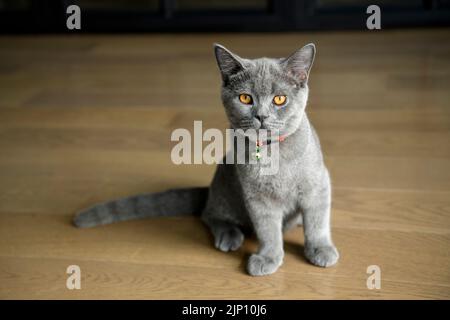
[73,43,339,276]
[74,187,208,228]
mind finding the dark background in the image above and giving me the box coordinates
[1,0,450,33]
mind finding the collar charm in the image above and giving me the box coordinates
[253,140,263,161]
[252,136,286,161]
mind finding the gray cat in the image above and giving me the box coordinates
[74,43,339,276]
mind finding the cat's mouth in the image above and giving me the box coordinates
[239,119,285,131]
[261,121,285,131]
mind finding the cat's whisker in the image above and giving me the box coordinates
[240,119,256,130]
[264,123,283,129]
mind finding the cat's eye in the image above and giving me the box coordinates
[239,94,253,105]
[273,95,287,106]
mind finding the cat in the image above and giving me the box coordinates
[73,43,339,276]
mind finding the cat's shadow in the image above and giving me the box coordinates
[237,233,309,274]
[139,221,310,274]
[70,215,309,273]
[142,220,310,272]
[284,239,308,262]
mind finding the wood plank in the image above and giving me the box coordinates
[0,29,449,299]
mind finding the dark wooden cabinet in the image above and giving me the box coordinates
[0,0,449,33]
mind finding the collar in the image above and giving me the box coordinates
[253,135,287,161]
[256,134,287,147]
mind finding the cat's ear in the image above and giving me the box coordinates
[283,43,316,84]
[214,44,245,81]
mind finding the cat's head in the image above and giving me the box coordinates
[214,43,315,137]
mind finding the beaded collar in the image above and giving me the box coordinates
[253,135,286,161]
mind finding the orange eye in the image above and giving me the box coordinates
[273,95,287,106]
[239,94,253,105]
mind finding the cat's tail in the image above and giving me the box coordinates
[73,187,208,228]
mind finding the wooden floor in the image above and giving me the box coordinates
[0,29,449,299]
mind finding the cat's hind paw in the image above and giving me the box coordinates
[214,227,244,252]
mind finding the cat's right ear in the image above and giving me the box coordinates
[213,44,245,82]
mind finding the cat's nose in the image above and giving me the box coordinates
[255,114,268,122]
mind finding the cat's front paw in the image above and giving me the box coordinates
[304,245,339,267]
[247,254,283,276]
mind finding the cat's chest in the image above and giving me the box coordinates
[238,157,304,198]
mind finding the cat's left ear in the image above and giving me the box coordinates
[283,43,316,84]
